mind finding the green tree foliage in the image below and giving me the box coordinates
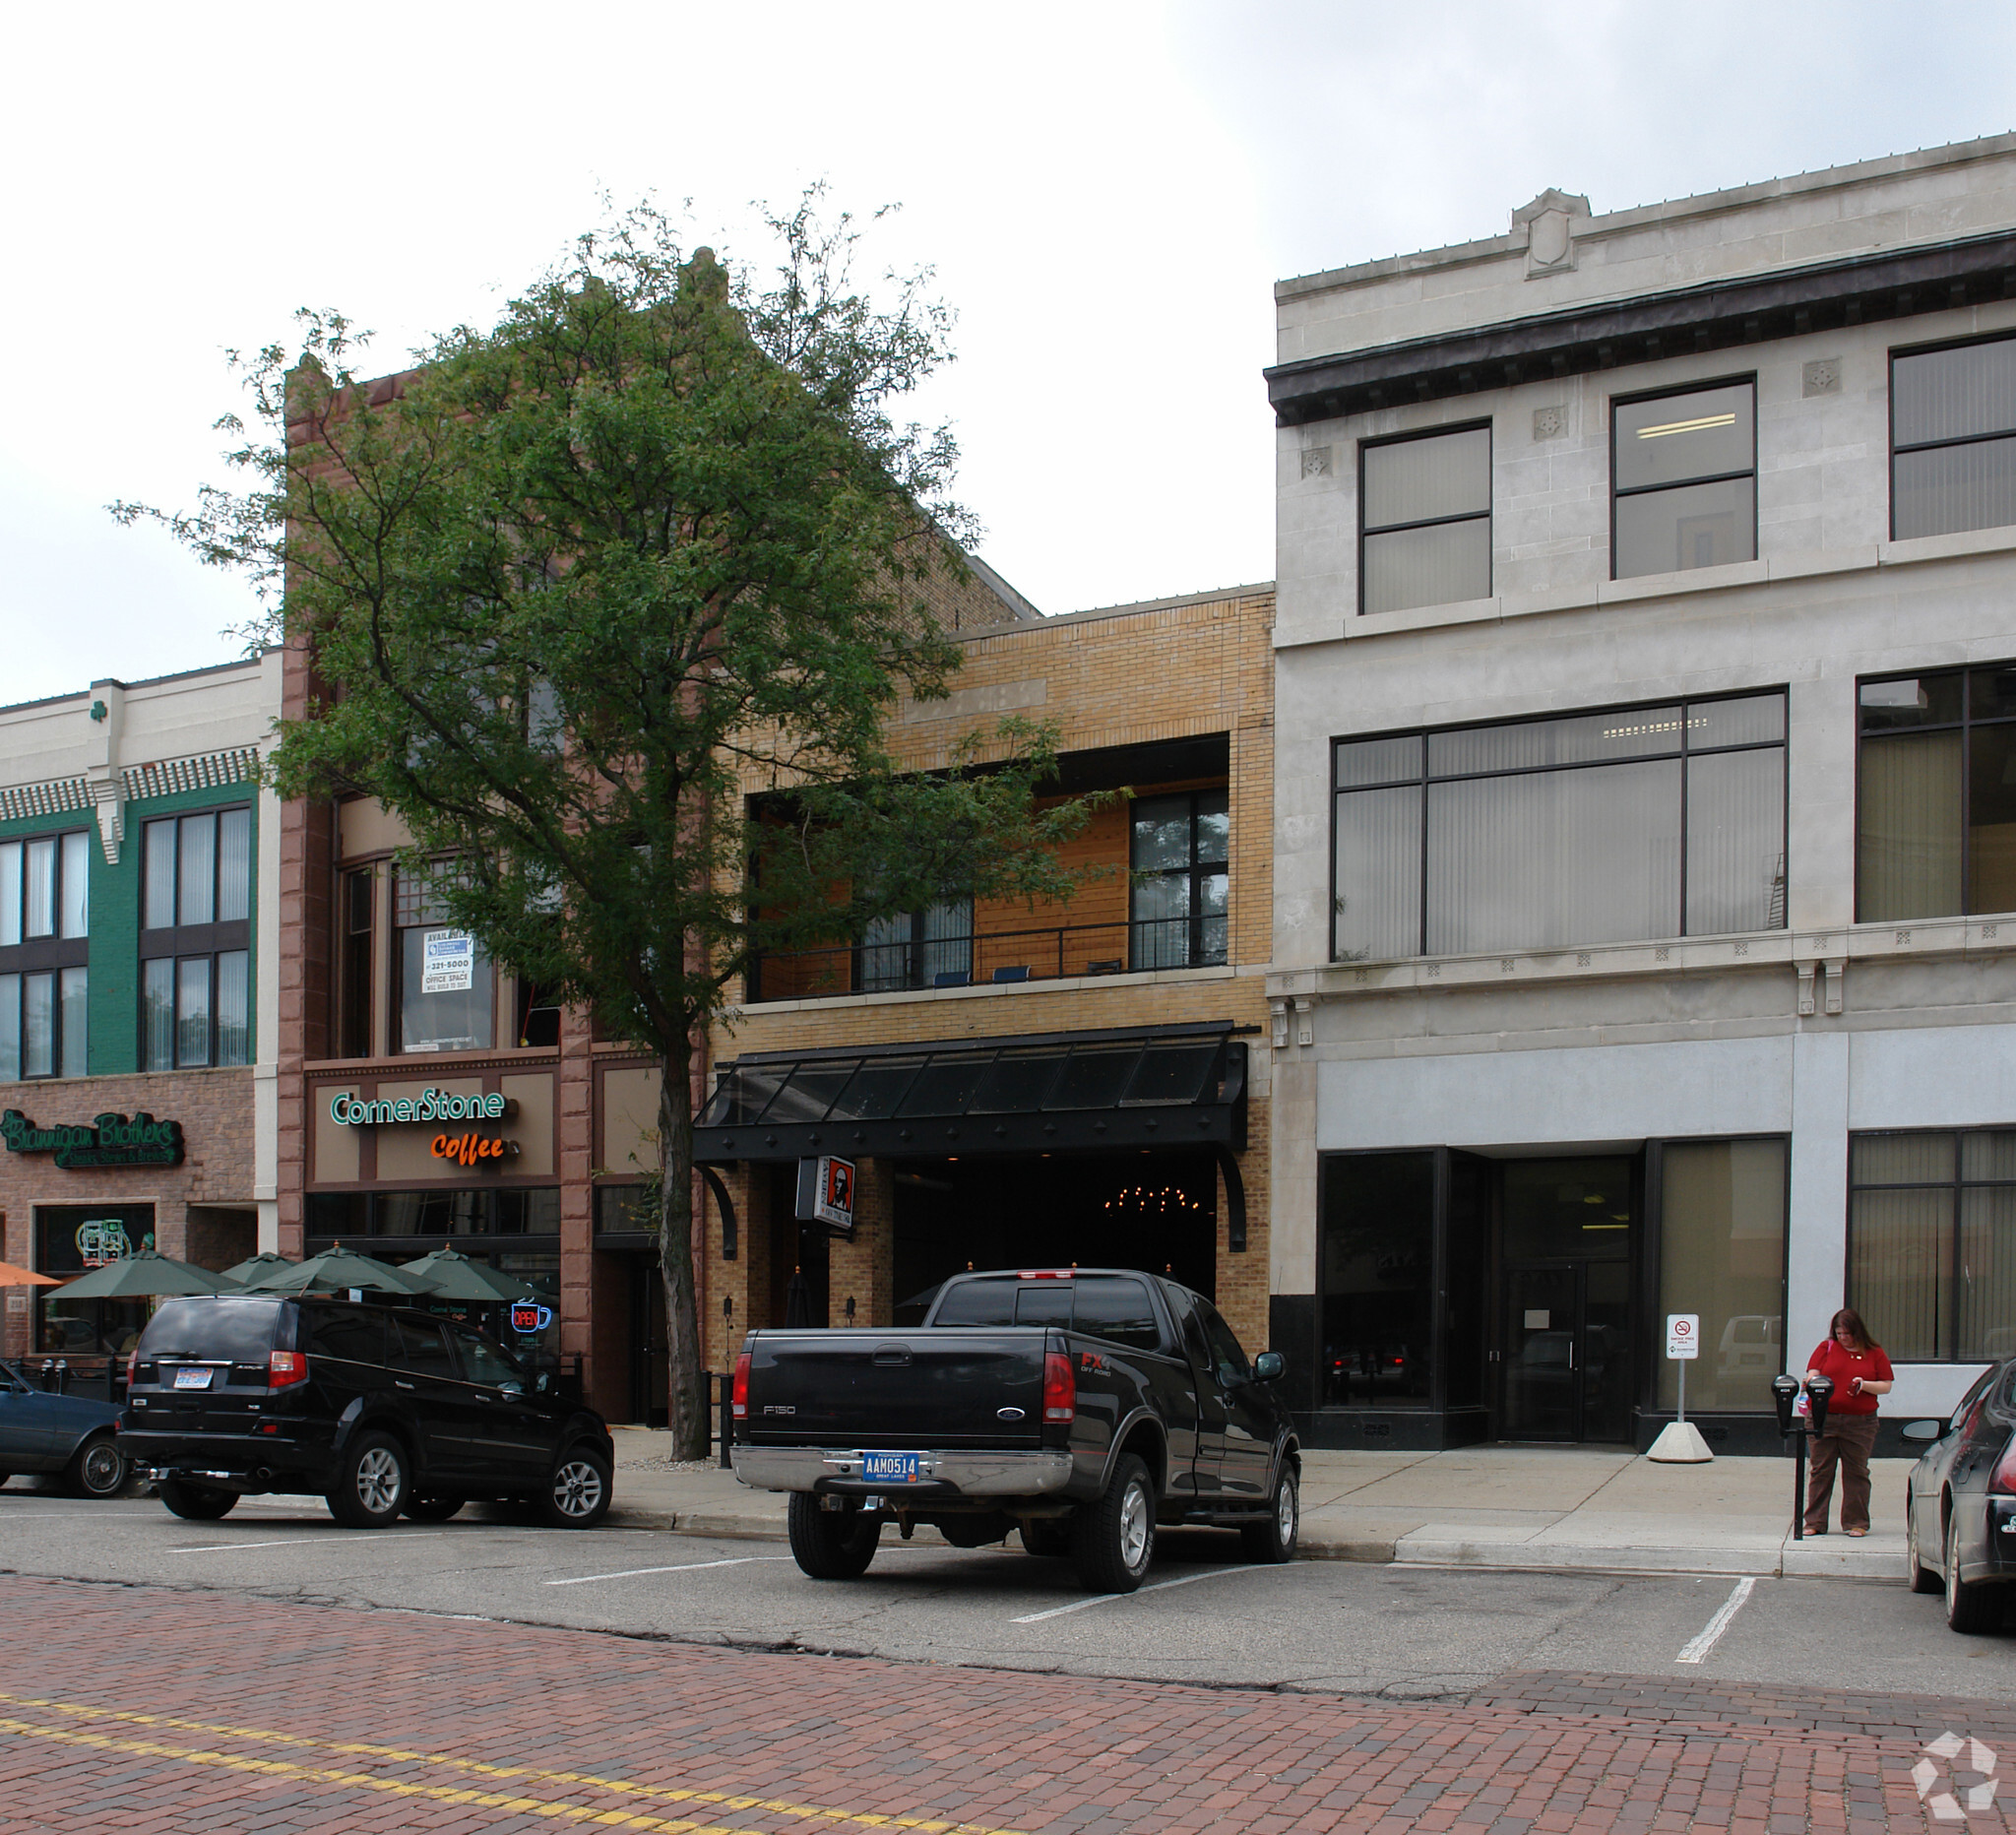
[117,199,1098,1454]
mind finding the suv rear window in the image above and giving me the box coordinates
[138,1297,284,1363]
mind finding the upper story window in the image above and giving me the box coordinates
[1858,662,2016,920]
[1611,381,1756,580]
[141,807,251,1070]
[1333,692,1786,961]
[395,867,492,1053]
[1131,791,1228,970]
[0,830,90,1080]
[1892,333,2016,540]
[860,899,973,993]
[1359,425,1490,616]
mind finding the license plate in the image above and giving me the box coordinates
[859,1450,920,1485]
[173,1367,215,1391]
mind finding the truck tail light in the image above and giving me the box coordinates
[1992,1437,2016,1494]
[1043,1352,1076,1424]
[268,1351,308,1390]
[732,1352,751,1421]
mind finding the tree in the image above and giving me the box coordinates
[118,199,1098,1455]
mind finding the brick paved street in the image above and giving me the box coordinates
[0,1573,2006,1834]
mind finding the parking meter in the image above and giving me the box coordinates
[1806,1372,1834,1439]
[1771,1373,1799,1436]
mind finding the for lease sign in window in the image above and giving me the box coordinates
[421,931,475,993]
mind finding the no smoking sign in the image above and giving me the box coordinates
[1666,1313,1700,1360]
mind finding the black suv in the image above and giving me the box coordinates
[120,1296,614,1530]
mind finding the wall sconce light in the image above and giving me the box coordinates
[845,1295,856,1323]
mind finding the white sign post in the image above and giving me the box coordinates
[1648,1312,1713,1464]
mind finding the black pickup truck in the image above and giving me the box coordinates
[730,1266,1298,1593]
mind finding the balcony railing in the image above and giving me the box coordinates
[746,915,1228,1003]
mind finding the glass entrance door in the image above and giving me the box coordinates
[1498,1156,1638,1442]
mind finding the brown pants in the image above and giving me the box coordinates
[1804,1414,1880,1534]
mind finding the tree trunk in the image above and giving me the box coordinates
[657,1038,710,1459]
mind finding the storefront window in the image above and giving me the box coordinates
[1319,1152,1434,1408]
[35,1205,155,1356]
[1657,1138,1788,1411]
[395,869,493,1053]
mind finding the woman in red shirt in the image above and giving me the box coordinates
[1802,1307,1894,1537]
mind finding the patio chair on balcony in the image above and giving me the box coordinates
[931,970,972,988]
[1086,958,1124,976]
[991,965,1032,983]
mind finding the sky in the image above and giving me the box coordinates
[5,1,2016,704]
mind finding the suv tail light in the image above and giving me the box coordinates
[125,1349,140,1391]
[1043,1352,1076,1424]
[1992,1437,2016,1494]
[731,1352,751,1421]
[268,1350,308,1390]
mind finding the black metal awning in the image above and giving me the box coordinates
[693,1022,1247,1165]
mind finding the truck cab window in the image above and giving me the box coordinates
[1073,1276,1163,1352]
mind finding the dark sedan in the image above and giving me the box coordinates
[1904,1358,2016,1631]
[0,1359,128,1497]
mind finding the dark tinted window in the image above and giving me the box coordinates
[929,1280,1017,1327]
[306,1309,387,1366]
[138,1297,284,1362]
[394,1317,456,1378]
[452,1325,525,1389]
[1014,1285,1074,1329]
[1074,1276,1162,1352]
[1198,1302,1250,1386]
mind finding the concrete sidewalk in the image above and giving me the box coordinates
[605,1430,1916,1581]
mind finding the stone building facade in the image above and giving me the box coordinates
[1266,133,2016,1450]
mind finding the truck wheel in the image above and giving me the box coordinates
[1021,1519,1072,1558]
[327,1430,409,1529]
[1073,1453,1155,1594]
[158,1479,236,1521]
[1241,1462,1299,1564]
[788,1494,881,1579]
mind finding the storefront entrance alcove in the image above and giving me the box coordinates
[1498,1157,1637,1443]
[891,1149,1218,1317]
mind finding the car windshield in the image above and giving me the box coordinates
[137,1297,284,1362]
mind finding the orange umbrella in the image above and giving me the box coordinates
[0,1261,56,1286]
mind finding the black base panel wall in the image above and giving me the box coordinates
[1292,1408,1490,1452]
[1268,1294,1318,1416]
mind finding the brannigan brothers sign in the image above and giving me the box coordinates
[0,1110,186,1170]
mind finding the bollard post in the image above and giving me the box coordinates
[718,1371,732,1471]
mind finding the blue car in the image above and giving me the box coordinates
[0,1359,129,1497]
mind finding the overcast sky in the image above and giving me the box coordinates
[5,1,2015,704]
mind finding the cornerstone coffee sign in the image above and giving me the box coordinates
[1,1110,186,1170]
[329,1089,513,1127]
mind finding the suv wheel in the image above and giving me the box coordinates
[788,1493,881,1578]
[1073,1453,1156,1594]
[539,1447,611,1529]
[158,1478,236,1521]
[327,1430,409,1529]
[1241,1461,1299,1564]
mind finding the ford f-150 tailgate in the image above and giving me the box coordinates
[739,1327,1054,1449]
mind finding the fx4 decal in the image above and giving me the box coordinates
[1081,1352,1108,1372]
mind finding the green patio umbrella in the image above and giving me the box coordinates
[221,1251,297,1286]
[399,1246,544,1304]
[235,1245,424,1296]
[52,1249,243,1299]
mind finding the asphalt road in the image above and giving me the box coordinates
[4,1482,2014,1704]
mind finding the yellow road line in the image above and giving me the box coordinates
[0,1715,775,1833]
[0,1691,1022,1835]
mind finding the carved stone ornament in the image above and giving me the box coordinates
[1300,446,1333,479]
[1532,406,1567,442]
[1801,358,1842,398]
[1513,188,1591,280]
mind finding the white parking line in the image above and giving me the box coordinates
[1011,1564,1289,1623]
[545,1556,794,1586]
[1675,1576,1756,1664]
[171,1533,442,1554]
